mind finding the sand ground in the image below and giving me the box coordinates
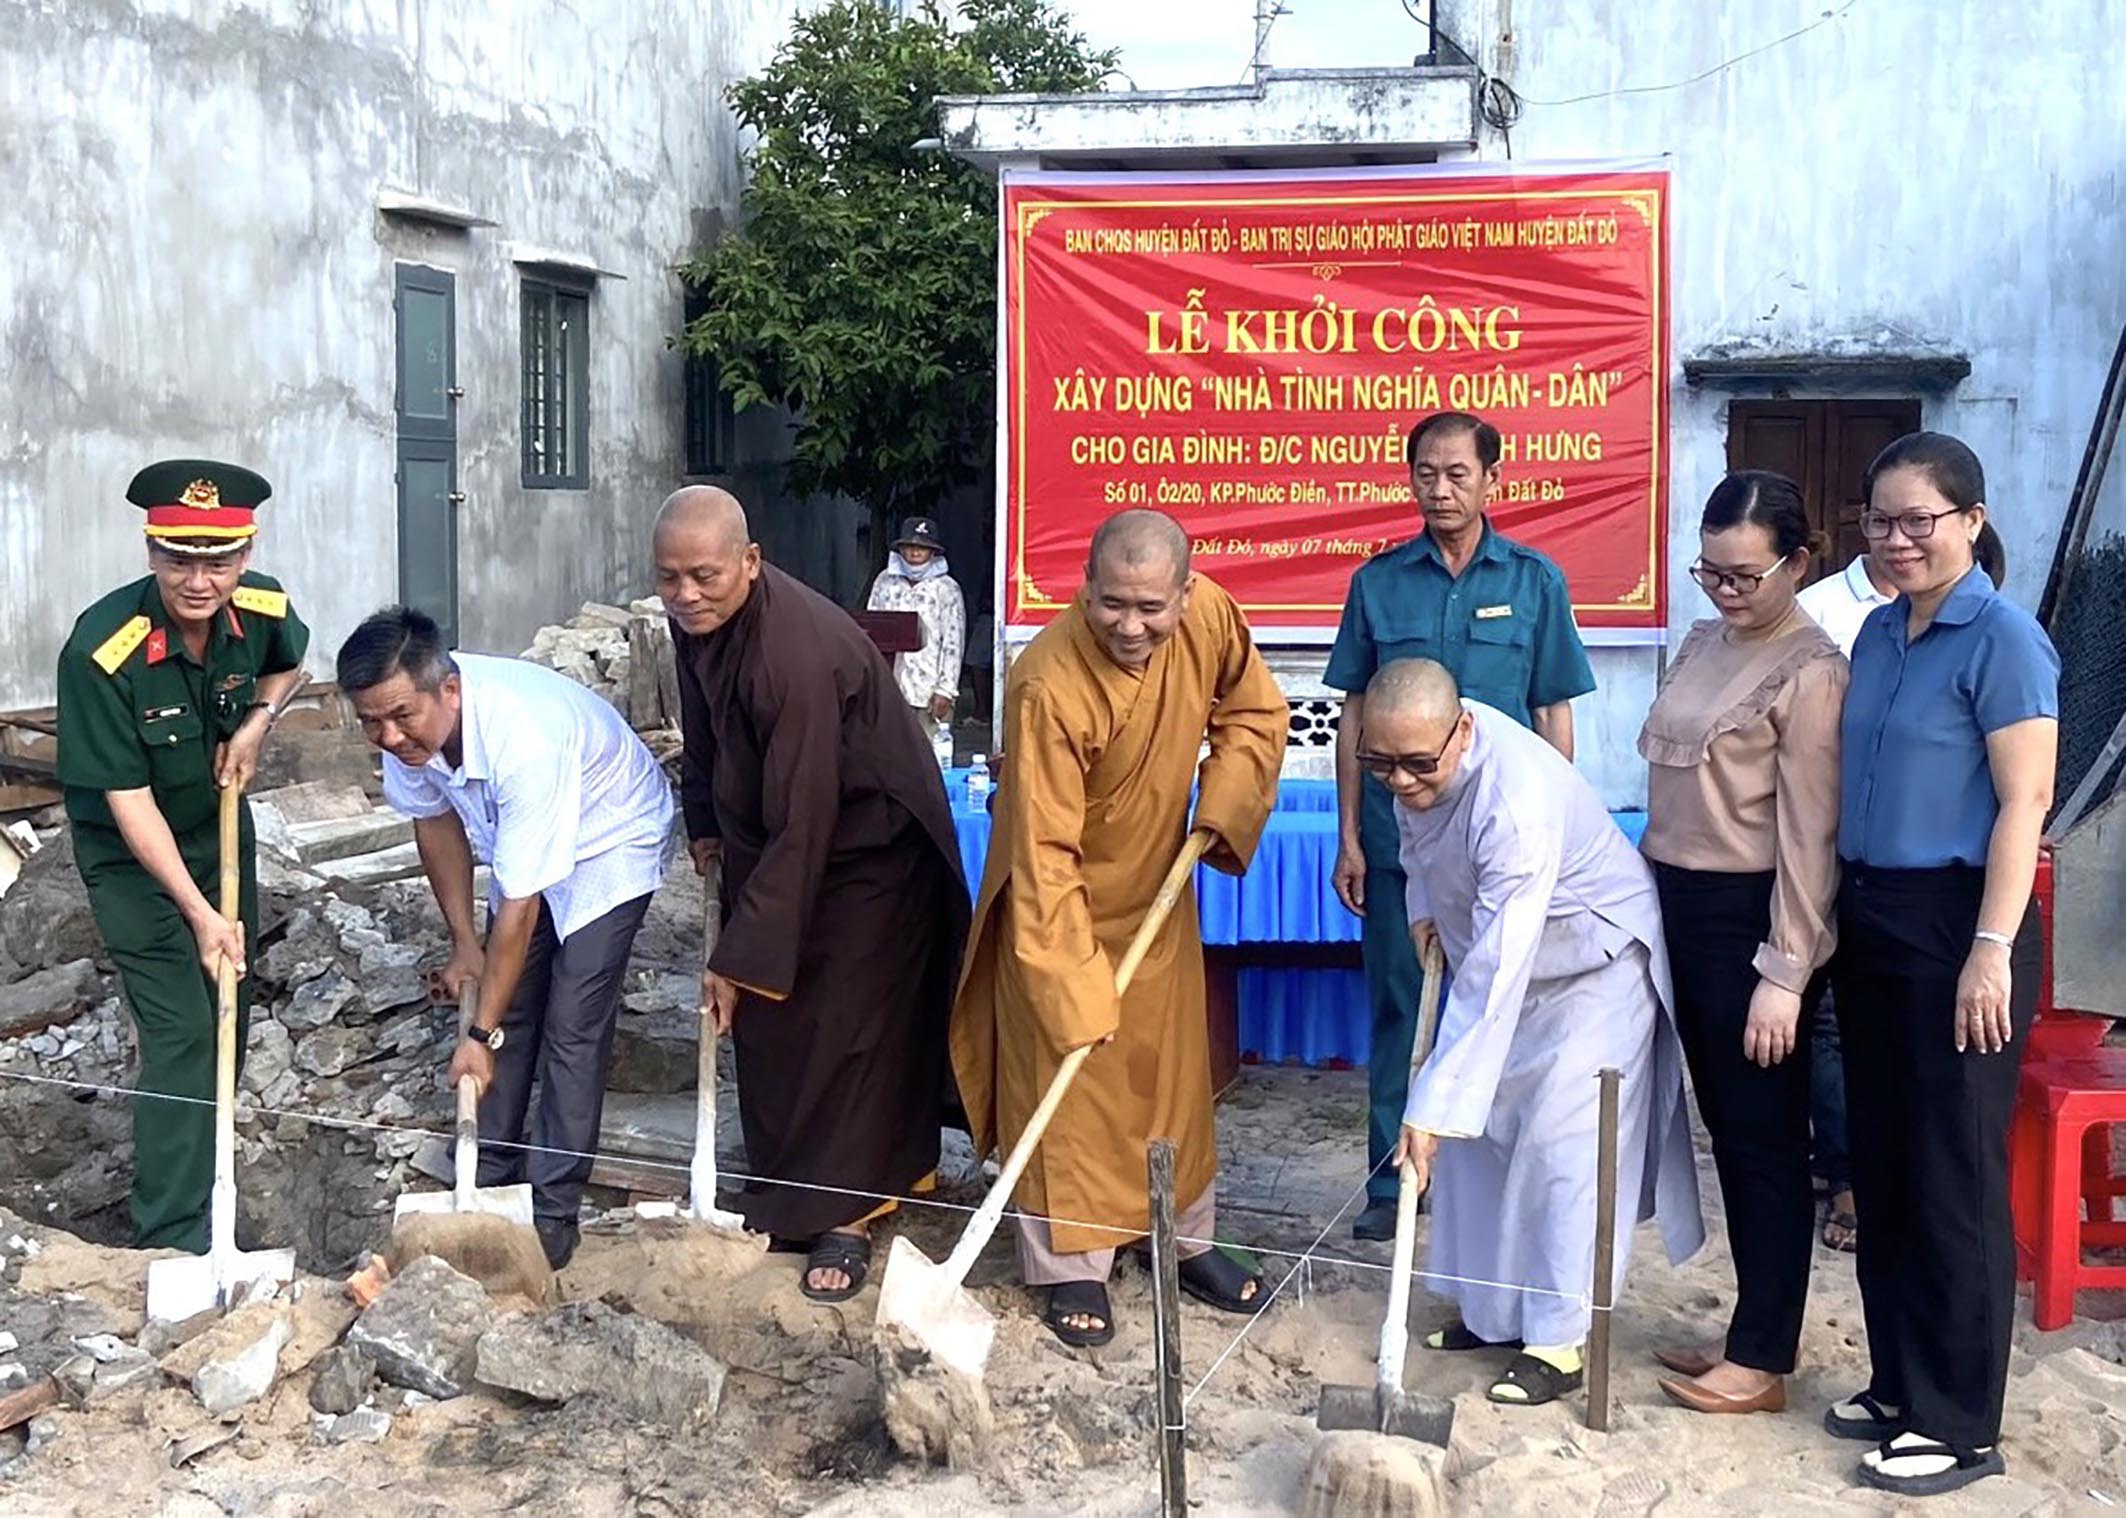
[4,1061,2123,1516]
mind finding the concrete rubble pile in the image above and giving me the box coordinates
[0,1202,731,1479]
[0,788,710,1258]
[0,721,743,1488]
[519,599,685,770]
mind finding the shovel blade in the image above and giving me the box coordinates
[393,1181,536,1228]
[683,1195,749,1232]
[1315,1383,1377,1431]
[873,1233,996,1382]
[146,1246,297,1325]
[146,1255,218,1326]
[1315,1382,1455,1447]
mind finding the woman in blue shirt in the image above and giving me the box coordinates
[1827,433,2059,1497]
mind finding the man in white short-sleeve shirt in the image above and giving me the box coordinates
[339,607,672,1268]
[1797,551,1896,658]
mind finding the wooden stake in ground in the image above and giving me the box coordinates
[1586,1065,1622,1433]
[1148,1137,1186,1518]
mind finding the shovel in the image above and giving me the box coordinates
[1317,937,1454,1445]
[637,870,748,1232]
[393,980,536,1230]
[146,783,297,1323]
[875,828,1213,1457]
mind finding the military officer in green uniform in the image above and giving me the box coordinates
[1325,411,1597,1242]
[54,460,310,1251]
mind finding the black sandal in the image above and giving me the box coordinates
[1821,1205,1859,1254]
[1425,1320,1523,1353]
[799,1229,872,1303]
[1488,1352,1583,1406]
[1858,1438,2005,1496]
[1042,1281,1116,1348]
[1178,1247,1267,1316]
[1823,1389,1904,1442]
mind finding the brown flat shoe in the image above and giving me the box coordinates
[1654,1345,1719,1378]
[1658,1375,1787,1415]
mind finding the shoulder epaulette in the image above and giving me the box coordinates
[231,585,288,619]
[90,615,153,675]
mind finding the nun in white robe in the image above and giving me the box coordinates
[1398,701,1705,1351]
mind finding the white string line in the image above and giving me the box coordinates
[1183,1158,1379,1410]
[0,1064,1593,1305]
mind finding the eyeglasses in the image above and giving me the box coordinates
[1688,553,1788,595]
[1860,507,1964,540]
[1358,744,1452,781]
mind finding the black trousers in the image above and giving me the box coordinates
[1833,865,2039,1448]
[1654,863,1817,1375]
[476,893,653,1224]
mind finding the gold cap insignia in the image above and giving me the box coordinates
[179,479,222,510]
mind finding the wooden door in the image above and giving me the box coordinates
[1728,399,1921,582]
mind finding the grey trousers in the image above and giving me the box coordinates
[1014,1184,1218,1286]
[474,893,651,1224]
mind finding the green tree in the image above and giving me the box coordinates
[677,0,1115,576]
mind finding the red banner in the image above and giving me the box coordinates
[1002,165,1670,634]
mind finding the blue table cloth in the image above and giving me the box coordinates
[945,771,1647,1064]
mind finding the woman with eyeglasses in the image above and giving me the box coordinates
[1822,432,2057,1496]
[1637,470,1846,1418]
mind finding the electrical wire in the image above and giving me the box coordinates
[1510,1,1864,107]
[1415,7,1522,157]
[1415,0,1860,157]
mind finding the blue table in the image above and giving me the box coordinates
[947,771,1647,1065]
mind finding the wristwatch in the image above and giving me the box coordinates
[465,1025,506,1051]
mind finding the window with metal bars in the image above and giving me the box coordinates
[521,279,590,488]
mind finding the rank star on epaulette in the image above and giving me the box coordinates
[91,616,153,674]
[231,585,288,619]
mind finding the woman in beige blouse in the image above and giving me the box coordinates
[1639,470,1848,1416]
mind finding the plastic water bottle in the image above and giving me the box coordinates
[931,723,954,773]
[966,754,992,807]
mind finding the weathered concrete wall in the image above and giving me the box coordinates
[1,0,803,708]
[1474,0,2126,802]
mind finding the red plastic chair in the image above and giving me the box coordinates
[2010,1053,2126,1329]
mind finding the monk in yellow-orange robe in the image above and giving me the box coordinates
[950,511,1286,1345]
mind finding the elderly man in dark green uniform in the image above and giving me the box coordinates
[1326,410,1596,1241]
[55,461,309,1251]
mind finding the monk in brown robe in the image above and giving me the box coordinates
[655,487,969,1302]
[951,509,1288,1345]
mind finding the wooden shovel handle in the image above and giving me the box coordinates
[940,828,1214,1282]
[453,983,484,1206]
[1379,939,1446,1393]
[1410,938,1445,1075]
[214,783,241,1128]
[693,876,723,1206]
[699,870,722,987]
[1112,829,1214,997]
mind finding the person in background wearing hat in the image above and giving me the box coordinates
[865,517,966,744]
[54,461,309,1251]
